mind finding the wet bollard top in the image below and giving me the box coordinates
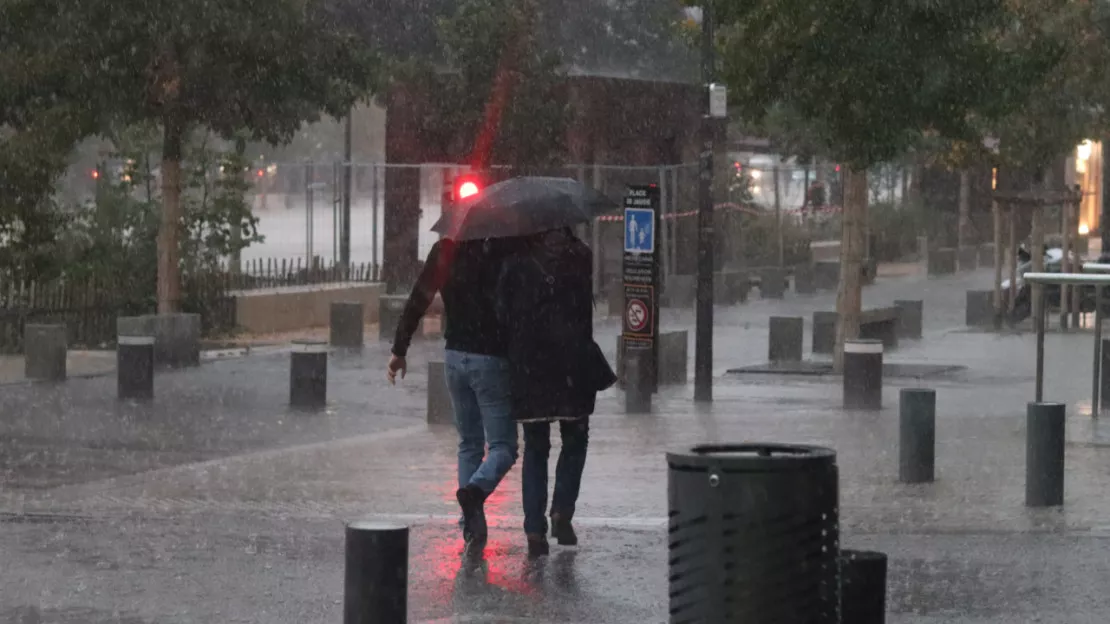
[290,340,328,408]
[117,335,155,400]
[344,521,408,624]
[667,444,840,623]
[843,339,883,410]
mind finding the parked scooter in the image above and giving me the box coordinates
[1002,244,1095,323]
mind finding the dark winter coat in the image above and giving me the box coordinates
[497,234,616,422]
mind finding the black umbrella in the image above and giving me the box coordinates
[431,176,617,241]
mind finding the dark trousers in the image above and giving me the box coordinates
[521,417,590,535]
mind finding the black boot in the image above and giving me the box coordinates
[550,513,578,546]
[456,484,488,552]
[527,533,550,558]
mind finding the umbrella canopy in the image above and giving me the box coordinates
[432,176,617,241]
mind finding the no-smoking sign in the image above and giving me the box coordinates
[626,298,650,333]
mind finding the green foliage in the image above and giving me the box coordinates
[399,0,571,167]
[711,0,1060,170]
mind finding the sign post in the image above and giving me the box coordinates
[623,185,661,393]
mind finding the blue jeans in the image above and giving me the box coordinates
[444,350,518,531]
[522,418,589,535]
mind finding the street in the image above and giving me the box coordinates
[4,267,1110,623]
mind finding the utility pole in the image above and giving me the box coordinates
[694,3,717,403]
[340,107,353,270]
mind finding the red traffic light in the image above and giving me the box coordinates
[453,174,484,201]
[457,180,480,199]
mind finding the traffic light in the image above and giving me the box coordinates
[453,173,484,201]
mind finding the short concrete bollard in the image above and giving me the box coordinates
[290,340,328,408]
[117,335,155,400]
[657,331,689,385]
[928,248,957,276]
[330,301,365,349]
[624,347,652,414]
[427,361,453,425]
[893,300,923,340]
[793,264,816,295]
[378,295,408,341]
[24,324,67,381]
[759,267,787,299]
[965,290,994,327]
[812,311,838,355]
[727,271,751,304]
[814,261,840,291]
[344,521,408,624]
[840,550,888,624]
[957,246,978,271]
[768,316,804,363]
[1025,402,1065,507]
[899,388,936,483]
[843,339,883,410]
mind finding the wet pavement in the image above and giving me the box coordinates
[4,268,1110,622]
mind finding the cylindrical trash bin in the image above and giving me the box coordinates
[1026,402,1065,507]
[117,335,155,400]
[290,340,328,408]
[344,521,408,624]
[844,339,883,410]
[899,388,936,483]
[668,444,840,623]
[840,549,887,624]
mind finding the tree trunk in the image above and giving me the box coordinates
[957,169,971,258]
[157,118,185,314]
[834,167,868,371]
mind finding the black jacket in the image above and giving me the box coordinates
[392,238,519,358]
[497,236,616,422]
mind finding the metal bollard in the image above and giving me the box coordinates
[768,316,804,363]
[344,521,408,624]
[24,324,67,381]
[290,340,328,408]
[1025,402,1065,507]
[843,339,883,410]
[330,301,365,349]
[840,550,888,624]
[624,347,652,414]
[899,388,936,483]
[893,300,923,340]
[668,444,839,622]
[117,335,155,400]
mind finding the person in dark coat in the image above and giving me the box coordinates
[497,227,616,557]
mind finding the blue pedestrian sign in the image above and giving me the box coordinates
[624,208,655,254]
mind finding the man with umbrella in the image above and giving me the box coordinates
[435,177,617,557]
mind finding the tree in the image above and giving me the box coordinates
[0,0,382,312]
[710,0,1059,366]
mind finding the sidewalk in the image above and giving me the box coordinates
[4,266,1110,623]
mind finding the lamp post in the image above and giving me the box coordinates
[694,3,722,402]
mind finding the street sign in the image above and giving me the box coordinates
[622,185,662,392]
[626,298,650,334]
[624,208,655,253]
[709,83,727,119]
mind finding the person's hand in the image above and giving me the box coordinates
[387,354,407,385]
